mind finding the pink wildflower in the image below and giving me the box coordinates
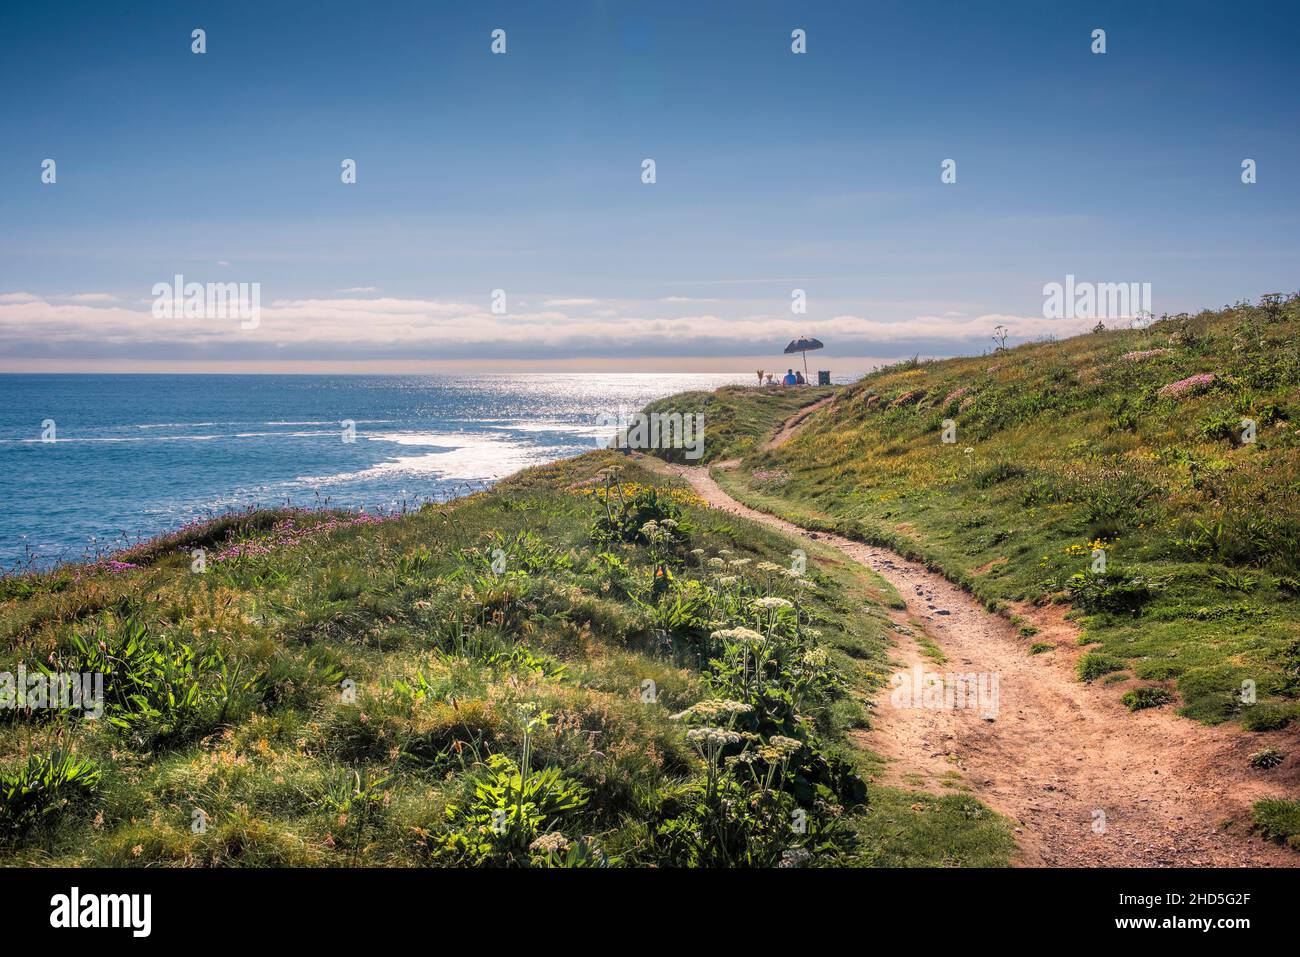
[1157,373,1215,400]
[1120,349,1171,362]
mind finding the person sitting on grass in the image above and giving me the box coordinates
[783,369,797,386]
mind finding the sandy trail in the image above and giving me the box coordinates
[763,395,837,450]
[642,454,1300,867]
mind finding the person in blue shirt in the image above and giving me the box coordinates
[782,369,797,386]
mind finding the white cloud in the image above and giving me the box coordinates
[0,291,1094,360]
[822,311,1099,342]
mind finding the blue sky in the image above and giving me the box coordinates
[1,0,1296,371]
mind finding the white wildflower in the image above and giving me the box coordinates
[779,847,813,868]
[710,626,766,648]
[530,832,571,855]
[687,727,742,748]
[672,698,755,721]
[759,735,804,762]
[802,647,828,667]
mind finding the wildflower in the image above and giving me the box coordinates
[764,735,803,760]
[1120,348,1171,362]
[689,548,705,557]
[802,647,828,667]
[796,579,816,590]
[727,558,751,568]
[779,847,813,868]
[716,576,739,586]
[672,698,755,721]
[530,832,571,855]
[639,520,669,544]
[756,561,783,573]
[751,596,793,611]
[709,626,766,649]
[686,727,743,748]
[1157,373,1215,400]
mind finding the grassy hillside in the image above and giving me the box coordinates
[688,296,1300,734]
[0,452,1011,867]
[642,384,836,464]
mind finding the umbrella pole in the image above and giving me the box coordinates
[802,351,809,383]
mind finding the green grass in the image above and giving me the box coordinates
[641,384,836,464]
[1239,701,1298,731]
[912,630,948,665]
[1251,798,1300,850]
[0,451,1010,867]
[1078,652,1125,683]
[653,296,1300,728]
[1121,686,1175,711]
[847,786,1017,867]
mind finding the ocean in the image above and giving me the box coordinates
[0,373,748,570]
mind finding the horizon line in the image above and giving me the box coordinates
[0,355,908,376]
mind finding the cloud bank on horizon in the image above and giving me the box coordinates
[1,1,1296,370]
[0,290,1105,364]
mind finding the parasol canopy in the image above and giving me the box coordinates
[782,336,824,381]
[783,336,824,355]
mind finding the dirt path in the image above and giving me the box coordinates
[642,456,1300,867]
[763,395,836,450]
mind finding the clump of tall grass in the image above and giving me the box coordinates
[0,750,101,840]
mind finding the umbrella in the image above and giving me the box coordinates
[783,336,824,382]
